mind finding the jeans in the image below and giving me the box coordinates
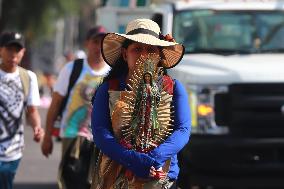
[0,159,21,189]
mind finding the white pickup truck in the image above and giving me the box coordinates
[97,1,284,188]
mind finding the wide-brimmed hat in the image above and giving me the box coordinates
[101,18,184,69]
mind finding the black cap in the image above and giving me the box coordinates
[85,26,107,40]
[0,32,25,48]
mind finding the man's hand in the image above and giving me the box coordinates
[41,133,53,158]
[41,92,64,158]
[26,106,42,142]
[33,126,44,142]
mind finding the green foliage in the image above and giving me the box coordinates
[0,0,83,40]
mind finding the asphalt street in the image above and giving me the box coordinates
[14,108,61,189]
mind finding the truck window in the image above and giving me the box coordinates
[173,10,284,54]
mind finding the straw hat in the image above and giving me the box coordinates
[101,18,185,69]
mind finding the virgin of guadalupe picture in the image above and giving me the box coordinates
[93,53,175,189]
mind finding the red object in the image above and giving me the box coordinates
[52,128,60,137]
[162,75,174,95]
[154,170,166,179]
[125,169,134,180]
[109,79,120,90]
[120,139,132,149]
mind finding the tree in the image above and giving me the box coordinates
[0,0,81,40]
[0,0,101,69]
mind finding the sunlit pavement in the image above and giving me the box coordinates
[14,108,61,189]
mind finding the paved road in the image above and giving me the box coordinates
[14,108,61,189]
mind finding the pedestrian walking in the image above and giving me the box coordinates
[41,26,110,189]
[0,31,44,189]
[91,18,191,189]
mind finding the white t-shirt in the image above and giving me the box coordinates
[0,68,40,161]
[53,58,110,139]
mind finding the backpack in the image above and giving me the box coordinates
[18,67,31,125]
[52,58,84,137]
[60,136,95,189]
[58,58,84,119]
[18,66,30,102]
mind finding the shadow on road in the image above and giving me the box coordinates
[14,183,58,189]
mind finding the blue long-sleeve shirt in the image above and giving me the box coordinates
[91,79,191,179]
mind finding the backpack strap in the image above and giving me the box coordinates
[18,67,30,101]
[58,59,84,118]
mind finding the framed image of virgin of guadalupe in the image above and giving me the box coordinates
[92,53,175,189]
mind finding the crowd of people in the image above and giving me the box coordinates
[0,18,191,189]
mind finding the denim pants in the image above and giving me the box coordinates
[0,159,21,189]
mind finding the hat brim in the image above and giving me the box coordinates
[89,33,106,39]
[102,33,184,69]
[5,41,24,48]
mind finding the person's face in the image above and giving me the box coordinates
[85,35,103,58]
[144,73,151,84]
[45,74,56,87]
[65,52,75,62]
[122,42,160,74]
[0,45,25,68]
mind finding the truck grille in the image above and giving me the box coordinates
[215,83,284,137]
